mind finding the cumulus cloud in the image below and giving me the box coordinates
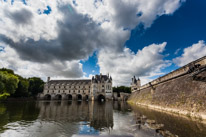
[173,40,206,66]
[4,8,33,25]
[0,43,83,80]
[98,42,170,86]
[0,0,184,80]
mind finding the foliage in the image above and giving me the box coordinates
[0,68,14,75]
[12,77,29,97]
[113,86,131,94]
[0,68,44,100]
[28,77,44,96]
[0,93,10,100]
[0,71,19,94]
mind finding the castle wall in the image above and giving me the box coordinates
[129,56,206,120]
[40,74,113,101]
[139,56,206,91]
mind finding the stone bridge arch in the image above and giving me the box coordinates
[55,94,62,100]
[84,95,89,101]
[44,94,51,100]
[77,94,82,101]
[97,94,105,102]
[67,94,73,100]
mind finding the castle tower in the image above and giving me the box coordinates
[131,76,140,92]
[137,77,141,88]
[47,77,50,82]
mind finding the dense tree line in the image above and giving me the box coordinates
[0,68,44,100]
[113,86,131,94]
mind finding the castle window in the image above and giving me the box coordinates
[47,90,49,93]
[69,90,70,93]
[58,90,60,93]
[78,90,80,93]
[102,85,104,87]
[83,90,84,93]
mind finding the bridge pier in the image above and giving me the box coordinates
[51,93,56,100]
[62,93,67,100]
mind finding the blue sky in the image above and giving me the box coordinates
[0,0,206,86]
[82,0,206,78]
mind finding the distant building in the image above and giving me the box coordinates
[131,76,141,92]
[39,73,113,101]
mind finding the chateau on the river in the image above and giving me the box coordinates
[39,73,113,101]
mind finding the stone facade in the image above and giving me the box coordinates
[133,55,206,92]
[40,73,113,101]
[131,76,141,93]
[129,55,206,120]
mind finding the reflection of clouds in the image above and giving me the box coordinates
[1,120,78,137]
[0,101,175,137]
[37,101,114,131]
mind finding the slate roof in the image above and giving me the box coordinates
[92,74,112,83]
[47,79,91,85]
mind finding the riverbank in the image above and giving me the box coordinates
[0,97,36,102]
[128,101,206,124]
[128,71,206,121]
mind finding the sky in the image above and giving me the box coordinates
[0,0,206,86]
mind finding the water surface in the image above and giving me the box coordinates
[0,101,205,137]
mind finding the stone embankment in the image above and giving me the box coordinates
[128,56,206,120]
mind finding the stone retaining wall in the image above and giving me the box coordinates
[129,56,206,120]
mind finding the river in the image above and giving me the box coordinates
[0,101,205,137]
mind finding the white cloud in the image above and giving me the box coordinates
[173,40,206,66]
[174,48,181,55]
[0,44,83,81]
[98,42,170,86]
[0,0,184,82]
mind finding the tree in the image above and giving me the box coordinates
[0,71,19,99]
[28,77,44,96]
[0,68,14,75]
[12,77,29,97]
[0,68,45,100]
[112,86,131,94]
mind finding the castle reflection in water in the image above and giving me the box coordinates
[36,101,129,130]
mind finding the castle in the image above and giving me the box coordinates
[131,76,141,92]
[39,73,113,101]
